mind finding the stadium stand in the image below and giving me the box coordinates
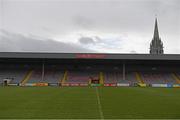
[43,70,64,83]
[123,72,137,84]
[28,70,42,83]
[135,72,144,84]
[0,69,27,84]
[172,73,180,84]
[104,71,142,84]
[104,71,123,84]
[0,52,180,87]
[176,73,180,79]
[66,70,98,84]
[140,72,176,84]
[20,70,33,85]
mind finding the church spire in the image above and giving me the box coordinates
[150,18,164,54]
[153,18,159,39]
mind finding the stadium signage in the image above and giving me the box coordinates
[49,83,59,86]
[61,83,70,86]
[152,84,168,88]
[76,54,106,59]
[8,83,18,86]
[91,84,101,87]
[104,83,117,87]
[173,84,180,88]
[79,83,88,86]
[69,83,79,86]
[21,83,48,87]
[61,83,88,86]
[35,83,48,86]
[117,83,130,87]
[23,83,36,86]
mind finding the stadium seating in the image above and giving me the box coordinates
[0,69,27,84]
[124,72,137,84]
[28,70,42,83]
[140,72,176,84]
[104,71,137,84]
[43,70,64,83]
[0,64,179,86]
[66,71,98,83]
[176,73,180,79]
[104,71,123,83]
[27,69,63,83]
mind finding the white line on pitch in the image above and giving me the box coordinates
[95,87,104,119]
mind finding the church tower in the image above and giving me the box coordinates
[150,18,164,54]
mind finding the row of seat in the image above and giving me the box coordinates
[0,69,179,84]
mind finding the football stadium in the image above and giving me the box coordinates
[0,52,180,119]
[1,0,180,119]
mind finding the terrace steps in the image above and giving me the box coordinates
[99,72,104,84]
[61,70,68,84]
[135,72,144,84]
[20,70,33,85]
[171,73,180,84]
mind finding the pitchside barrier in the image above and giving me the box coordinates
[61,83,70,86]
[117,83,130,87]
[91,84,101,87]
[48,83,59,86]
[20,83,48,87]
[151,84,173,88]
[104,83,117,87]
[167,84,173,88]
[173,84,180,88]
[8,83,19,86]
[61,83,88,87]
[20,83,36,86]
[4,82,180,88]
[79,83,89,86]
[35,83,48,86]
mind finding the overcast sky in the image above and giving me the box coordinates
[0,0,179,53]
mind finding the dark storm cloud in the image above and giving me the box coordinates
[0,30,95,53]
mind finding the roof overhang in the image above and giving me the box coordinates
[0,52,180,61]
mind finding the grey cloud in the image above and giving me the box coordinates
[130,50,137,54]
[78,35,125,53]
[0,30,96,53]
[2,0,179,35]
[78,36,95,45]
[94,36,102,42]
[0,0,179,53]
[74,16,94,30]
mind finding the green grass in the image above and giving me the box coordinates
[0,87,180,119]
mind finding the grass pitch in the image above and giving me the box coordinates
[0,87,180,119]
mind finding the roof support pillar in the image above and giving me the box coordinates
[123,61,126,81]
[41,59,45,81]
